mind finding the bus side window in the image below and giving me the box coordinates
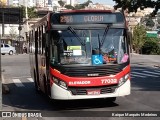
[42,33,46,55]
[35,31,38,54]
[50,38,58,64]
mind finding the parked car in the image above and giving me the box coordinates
[1,44,16,55]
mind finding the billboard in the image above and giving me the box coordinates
[0,8,23,24]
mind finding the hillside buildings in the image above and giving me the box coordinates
[0,0,156,49]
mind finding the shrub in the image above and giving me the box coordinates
[142,38,160,55]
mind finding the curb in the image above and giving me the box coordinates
[2,74,10,94]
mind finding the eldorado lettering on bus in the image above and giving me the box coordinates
[69,81,91,85]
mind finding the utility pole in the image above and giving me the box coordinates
[0,40,1,111]
[18,6,22,54]
[25,0,29,32]
[0,10,5,111]
[25,0,29,53]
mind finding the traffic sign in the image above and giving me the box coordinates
[146,31,158,38]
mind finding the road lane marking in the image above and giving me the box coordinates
[154,70,160,73]
[143,71,160,75]
[27,78,34,82]
[131,74,146,78]
[12,76,31,79]
[132,72,159,77]
[13,79,25,87]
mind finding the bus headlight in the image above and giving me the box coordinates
[59,81,67,89]
[118,73,129,87]
[52,77,67,89]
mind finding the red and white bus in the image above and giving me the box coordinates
[29,10,131,101]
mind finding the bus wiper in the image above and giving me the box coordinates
[68,26,85,46]
[100,25,110,47]
[98,34,101,55]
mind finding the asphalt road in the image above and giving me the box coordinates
[1,54,160,120]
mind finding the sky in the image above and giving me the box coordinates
[80,0,116,6]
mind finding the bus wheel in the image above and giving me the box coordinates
[34,71,40,93]
[43,76,47,95]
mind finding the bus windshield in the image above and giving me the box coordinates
[50,28,128,65]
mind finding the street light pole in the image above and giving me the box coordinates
[25,0,29,54]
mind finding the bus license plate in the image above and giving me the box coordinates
[87,90,100,95]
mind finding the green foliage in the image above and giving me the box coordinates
[145,18,155,28]
[142,37,160,55]
[9,28,17,40]
[74,4,84,9]
[133,24,146,53]
[64,5,75,10]
[58,0,65,7]
[70,0,93,10]
[113,0,160,16]
[20,6,37,18]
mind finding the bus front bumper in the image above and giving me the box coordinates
[50,80,131,100]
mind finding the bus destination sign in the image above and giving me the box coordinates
[57,13,124,24]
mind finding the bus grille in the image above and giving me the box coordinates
[61,66,122,77]
[68,85,117,95]
[51,62,129,77]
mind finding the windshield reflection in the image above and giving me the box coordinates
[50,28,128,65]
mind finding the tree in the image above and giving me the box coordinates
[145,18,155,28]
[142,37,160,55]
[132,24,146,53]
[20,6,37,18]
[58,0,65,7]
[113,0,160,16]
[64,5,75,10]
[74,0,93,10]
[28,7,37,18]
[9,27,17,40]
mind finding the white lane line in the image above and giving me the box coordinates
[13,79,25,87]
[154,71,160,73]
[143,71,160,75]
[132,72,159,77]
[27,78,34,82]
[12,76,31,79]
[131,74,146,78]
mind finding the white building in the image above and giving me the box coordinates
[8,0,36,7]
[12,0,19,6]
[63,0,77,6]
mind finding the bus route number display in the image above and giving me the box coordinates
[60,16,73,23]
[60,15,105,24]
